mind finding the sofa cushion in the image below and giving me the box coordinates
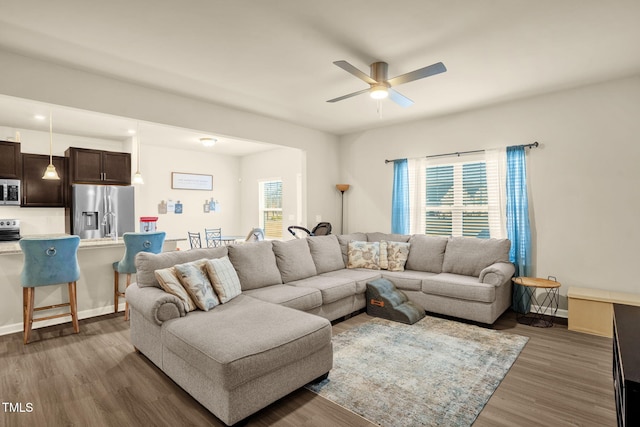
[337,232,367,264]
[174,259,220,311]
[205,256,242,304]
[227,241,283,290]
[366,232,410,243]
[442,237,511,277]
[405,235,448,273]
[307,235,345,273]
[244,285,322,311]
[136,246,228,288]
[319,269,382,294]
[272,239,317,283]
[162,295,332,390]
[382,240,411,271]
[422,273,496,303]
[288,275,356,304]
[382,270,438,291]
[155,266,197,312]
[347,241,380,270]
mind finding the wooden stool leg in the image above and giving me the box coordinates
[124,273,131,321]
[23,287,35,345]
[114,271,120,314]
[68,281,80,334]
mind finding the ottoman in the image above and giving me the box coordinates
[160,295,333,425]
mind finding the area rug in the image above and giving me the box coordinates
[306,316,528,427]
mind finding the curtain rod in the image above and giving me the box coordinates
[384,141,539,164]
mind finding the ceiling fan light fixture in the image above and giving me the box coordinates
[370,85,389,100]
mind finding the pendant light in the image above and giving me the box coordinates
[42,112,60,180]
[132,123,144,184]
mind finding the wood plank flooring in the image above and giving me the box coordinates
[0,310,616,426]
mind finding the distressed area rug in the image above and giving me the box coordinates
[306,316,528,427]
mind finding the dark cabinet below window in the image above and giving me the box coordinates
[0,140,21,179]
[66,147,131,185]
[21,153,66,207]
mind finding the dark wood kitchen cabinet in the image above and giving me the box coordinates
[0,140,22,179]
[66,147,131,185]
[21,153,66,207]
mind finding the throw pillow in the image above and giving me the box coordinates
[155,266,197,312]
[174,259,220,311]
[379,241,389,270]
[383,240,411,271]
[205,256,242,304]
[347,241,380,270]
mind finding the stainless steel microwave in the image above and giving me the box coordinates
[0,179,20,205]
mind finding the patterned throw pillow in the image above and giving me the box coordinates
[174,259,220,311]
[205,256,242,303]
[155,266,197,312]
[383,240,411,272]
[347,241,380,270]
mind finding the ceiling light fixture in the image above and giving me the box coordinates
[42,112,60,180]
[34,114,46,121]
[370,85,389,100]
[132,123,144,185]
[200,137,217,147]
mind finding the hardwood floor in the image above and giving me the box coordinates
[0,310,616,426]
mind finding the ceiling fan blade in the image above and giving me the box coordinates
[333,60,377,85]
[387,62,447,87]
[326,88,371,103]
[388,88,414,108]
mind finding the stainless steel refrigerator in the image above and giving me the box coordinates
[70,184,135,239]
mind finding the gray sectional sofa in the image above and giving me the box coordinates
[125,232,514,425]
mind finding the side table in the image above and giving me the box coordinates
[512,276,561,327]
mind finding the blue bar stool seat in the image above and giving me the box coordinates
[113,232,166,320]
[20,235,81,345]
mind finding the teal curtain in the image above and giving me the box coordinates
[391,159,409,234]
[506,146,532,313]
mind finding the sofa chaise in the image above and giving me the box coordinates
[126,232,514,425]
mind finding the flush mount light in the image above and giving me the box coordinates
[127,129,136,134]
[34,114,46,120]
[200,137,217,147]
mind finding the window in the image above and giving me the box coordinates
[259,180,283,238]
[408,151,505,239]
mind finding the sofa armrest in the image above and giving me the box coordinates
[126,283,185,325]
[479,262,515,286]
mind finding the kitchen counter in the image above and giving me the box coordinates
[0,235,185,336]
[0,235,186,255]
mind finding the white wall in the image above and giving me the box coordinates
[0,49,341,228]
[239,146,305,239]
[136,144,241,249]
[339,75,640,304]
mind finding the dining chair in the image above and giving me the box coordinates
[205,228,222,247]
[188,232,202,249]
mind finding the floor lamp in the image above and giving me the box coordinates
[336,184,350,234]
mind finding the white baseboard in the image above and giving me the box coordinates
[0,303,126,337]
[530,305,568,319]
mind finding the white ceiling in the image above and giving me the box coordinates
[0,0,639,142]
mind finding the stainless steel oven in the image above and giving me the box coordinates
[0,219,20,241]
[0,179,21,205]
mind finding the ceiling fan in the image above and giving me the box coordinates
[327,60,446,107]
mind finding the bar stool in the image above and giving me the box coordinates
[20,235,81,345]
[113,231,166,320]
